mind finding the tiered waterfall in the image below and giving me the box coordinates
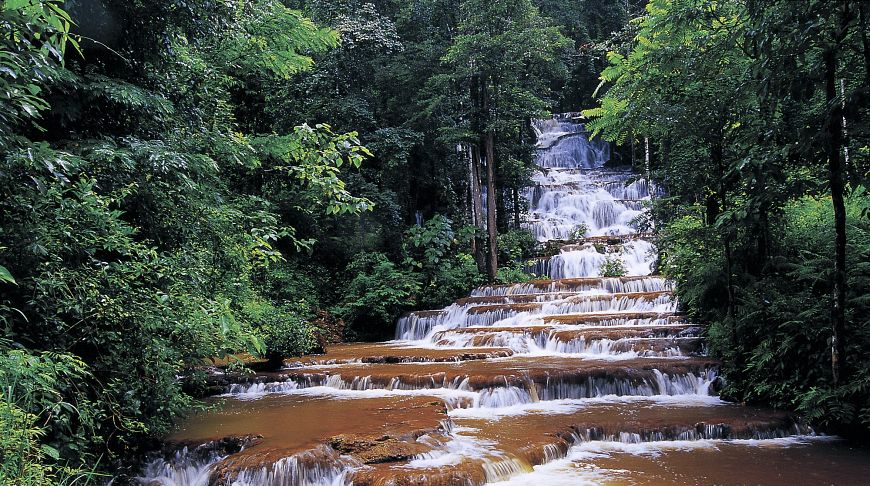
[139,115,870,486]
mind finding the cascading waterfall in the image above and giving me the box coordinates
[136,116,832,486]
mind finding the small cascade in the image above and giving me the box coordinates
[139,444,358,486]
[136,116,838,485]
[138,445,226,486]
[228,446,358,486]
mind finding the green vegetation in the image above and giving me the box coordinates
[585,0,870,436]
[599,256,627,277]
[4,0,868,479]
[1,0,634,477]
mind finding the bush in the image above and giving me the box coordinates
[1,399,68,485]
[599,256,627,277]
[497,229,538,263]
[404,215,485,309]
[333,252,421,340]
[495,262,533,284]
[0,348,97,484]
[418,252,485,309]
[244,300,317,368]
[569,224,590,241]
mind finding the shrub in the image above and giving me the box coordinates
[244,300,317,368]
[418,252,485,309]
[333,252,421,340]
[497,229,538,263]
[599,256,627,277]
[569,224,590,241]
[495,262,533,284]
[405,216,484,309]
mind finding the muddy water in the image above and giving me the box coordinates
[137,115,870,485]
[489,439,870,486]
[168,394,447,454]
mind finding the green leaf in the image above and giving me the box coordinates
[41,444,61,461]
[0,265,15,285]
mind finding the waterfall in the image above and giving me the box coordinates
[137,116,826,486]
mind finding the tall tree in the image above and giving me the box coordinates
[435,0,569,278]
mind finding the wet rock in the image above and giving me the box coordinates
[328,434,431,464]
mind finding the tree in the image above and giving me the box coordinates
[584,0,870,434]
[434,0,570,278]
[1,0,376,472]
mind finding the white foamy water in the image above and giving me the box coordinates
[485,436,835,486]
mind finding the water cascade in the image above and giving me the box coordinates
[137,115,870,486]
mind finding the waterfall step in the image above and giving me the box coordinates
[542,311,684,326]
[360,401,803,486]
[431,327,704,356]
[224,356,719,399]
[471,276,672,296]
[455,290,673,306]
[141,393,449,485]
[284,343,514,367]
[432,324,698,339]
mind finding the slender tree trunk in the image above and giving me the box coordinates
[470,144,487,274]
[485,132,498,280]
[838,77,856,187]
[825,41,848,386]
[711,140,735,320]
[644,137,651,197]
[496,170,508,231]
[858,1,870,86]
[644,137,650,179]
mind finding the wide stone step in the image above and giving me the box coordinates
[458,290,668,306]
[463,291,674,314]
[397,303,681,341]
[225,357,719,401]
[544,311,685,326]
[433,323,699,340]
[538,437,870,485]
[284,343,513,367]
[139,394,450,485]
[471,276,672,297]
[140,393,805,486]
[431,325,703,356]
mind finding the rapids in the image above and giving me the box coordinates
[136,115,870,485]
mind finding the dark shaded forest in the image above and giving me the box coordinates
[0,0,868,482]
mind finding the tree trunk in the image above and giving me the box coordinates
[485,132,498,280]
[644,137,651,196]
[711,140,735,320]
[496,170,508,232]
[512,187,521,229]
[644,137,650,180]
[825,41,848,386]
[470,144,487,274]
[858,1,870,86]
[839,78,856,184]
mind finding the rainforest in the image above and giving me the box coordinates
[1,0,869,484]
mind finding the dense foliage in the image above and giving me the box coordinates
[585,0,870,436]
[11,0,865,479]
[1,0,635,479]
